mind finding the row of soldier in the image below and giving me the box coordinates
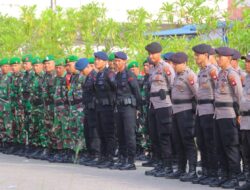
[0,42,250,190]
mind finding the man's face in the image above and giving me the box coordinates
[173,63,186,73]
[149,52,161,64]
[55,66,65,76]
[114,58,126,72]
[82,65,92,76]
[23,62,32,71]
[108,61,115,69]
[130,67,140,76]
[33,63,43,74]
[217,55,231,70]
[67,62,76,73]
[143,63,149,74]
[65,64,71,73]
[194,53,207,66]
[11,64,21,73]
[1,65,10,74]
[245,61,250,73]
[230,60,238,69]
[209,55,217,65]
[95,58,106,70]
[44,61,55,72]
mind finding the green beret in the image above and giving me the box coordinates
[108,53,115,61]
[22,54,33,62]
[32,57,42,65]
[128,60,139,69]
[65,55,78,63]
[55,58,66,66]
[10,57,21,65]
[0,58,10,66]
[88,57,95,64]
[43,55,55,62]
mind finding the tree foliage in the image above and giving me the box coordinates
[0,0,248,67]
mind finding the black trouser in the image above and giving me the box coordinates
[148,106,172,166]
[215,118,241,177]
[195,114,217,175]
[96,107,115,159]
[115,105,136,162]
[173,109,197,170]
[241,130,250,179]
[84,108,100,156]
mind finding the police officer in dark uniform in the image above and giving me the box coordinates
[75,58,101,165]
[90,51,116,168]
[111,51,141,170]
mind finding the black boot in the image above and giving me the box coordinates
[209,172,228,188]
[165,169,186,179]
[180,165,197,182]
[13,144,25,156]
[110,157,127,170]
[119,158,136,170]
[199,170,218,185]
[40,148,50,160]
[28,147,42,159]
[192,168,208,184]
[142,158,158,167]
[221,175,239,189]
[235,182,250,190]
[145,162,163,176]
[98,156,114,169]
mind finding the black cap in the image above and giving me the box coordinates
[192,44,211,54]
[232,49,241,60]
[170,52,188,64]
[242,52,250,62]
[145,42,162,54]
[209,48,216,55]
[215,47,234,56]
[115,51,127,60]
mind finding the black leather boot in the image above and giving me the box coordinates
[221,175,239,189]
[192,168,208,184]
[180,165,197,182]
[119,158,136,170]
[110,157,126,170]
[145,162,163,176]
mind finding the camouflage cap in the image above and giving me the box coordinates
[65,55,78,63]
[22,54,33,62]
[10,57,21,65]
[0,58,10,66]
[55,58,66,66]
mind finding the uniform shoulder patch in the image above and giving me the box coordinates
[228,74,237,86]
[210,68,218,80]
[188,74,195,85]
[164,66,171,76]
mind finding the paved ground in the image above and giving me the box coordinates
[0,153,222,190]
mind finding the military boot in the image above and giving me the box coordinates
[97,156,114,169]
[40,148,50,160]
[145,162,163,176]
[221,174,239,189]
[110,156,127,170]
[192,168,208,184]
[119,157,136,170]
[209,172,228,188]
[180,165,197,182]
[154,161,173,177]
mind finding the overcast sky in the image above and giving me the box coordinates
[0,0,228,22]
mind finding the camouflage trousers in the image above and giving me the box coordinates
[0,102,13,143]
[65,103,85,152]
[51,105,68,150]
[43,104,54,148]
[12,104,26,144]
[31,104,44,147]
[22,99,33,144]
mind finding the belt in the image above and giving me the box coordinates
[172,99,192,104]
[150,90,169,97]
[197,99,214,105]
[70,99,83,106]
[96,98,112,106]
[214,102,234,107]
[241,111,250,116]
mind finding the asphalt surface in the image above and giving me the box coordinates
[0,153,223,190]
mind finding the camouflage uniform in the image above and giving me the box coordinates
[30,69,45,147]
[66,71,85,152]
[0,66,12,143]
[52,71,68,150]
[42,70,56,148]
[21,67,35,145]
[9,64,25,144]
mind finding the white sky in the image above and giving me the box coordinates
[0,0,228,22]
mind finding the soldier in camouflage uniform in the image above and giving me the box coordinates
[0,58,12,151]
[49,58,68,163]
[41,55,56,160]
[20,54,35,156]
[28,57,45,159]
[65,55,85,162]
[6,57,25,155]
